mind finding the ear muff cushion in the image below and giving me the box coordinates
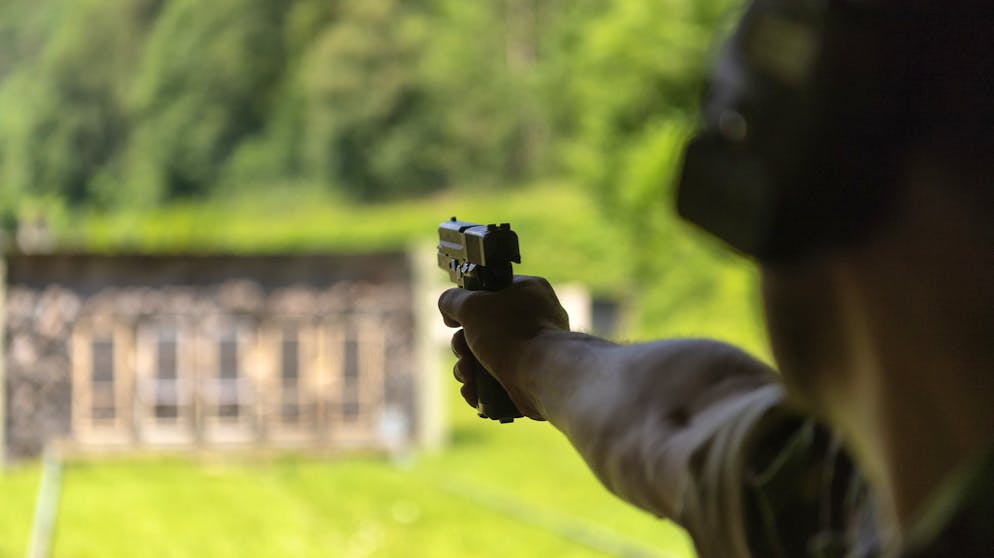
[677,133,779,258]
[676,0,826,260]
[676,0,915,261]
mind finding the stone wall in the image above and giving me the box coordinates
[3,253,415,461]
[4,284,76,459]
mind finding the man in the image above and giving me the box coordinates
[439,0,994,556]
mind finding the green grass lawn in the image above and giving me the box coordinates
[0,383,696,558]
[0,463,40,557]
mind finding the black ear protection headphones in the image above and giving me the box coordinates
[676,0,937,261]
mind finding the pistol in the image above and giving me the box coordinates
[437,217,523,423]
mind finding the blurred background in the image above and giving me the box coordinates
[0,0,770,556]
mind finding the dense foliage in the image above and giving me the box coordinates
[0,0,735,211]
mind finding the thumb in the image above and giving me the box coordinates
[438,287,474,328]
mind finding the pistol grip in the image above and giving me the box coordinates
[471,359,523,423]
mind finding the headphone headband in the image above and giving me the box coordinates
[676,0,939,260]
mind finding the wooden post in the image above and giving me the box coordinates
[409,243,446,451]
[26,447,62,558]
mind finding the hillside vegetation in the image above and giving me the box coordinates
[0,0,735,209]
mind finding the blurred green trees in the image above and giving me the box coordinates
[0,0,734,212]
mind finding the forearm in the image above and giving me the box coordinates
[518,333,784,525]
[521,334,776,435]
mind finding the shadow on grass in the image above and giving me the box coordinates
[449,423,493,447]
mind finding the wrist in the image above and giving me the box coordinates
[513,328,615,422]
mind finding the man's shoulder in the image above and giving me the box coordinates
[743,414,882,558]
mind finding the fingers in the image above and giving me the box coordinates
[451,340,478,408]
[460,382,478,408]
[451,350,475,383]
[450,329,470,358]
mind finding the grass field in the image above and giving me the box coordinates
[1,384,696,558]
[0,463,39,557]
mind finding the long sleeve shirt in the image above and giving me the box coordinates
[584,378,992,557]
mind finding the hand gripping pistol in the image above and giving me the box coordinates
[437,217,523,423]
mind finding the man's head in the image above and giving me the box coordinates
[676,0,994,418]
[677,0,994,261]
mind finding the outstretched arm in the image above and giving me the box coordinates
[438,276,787,553]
